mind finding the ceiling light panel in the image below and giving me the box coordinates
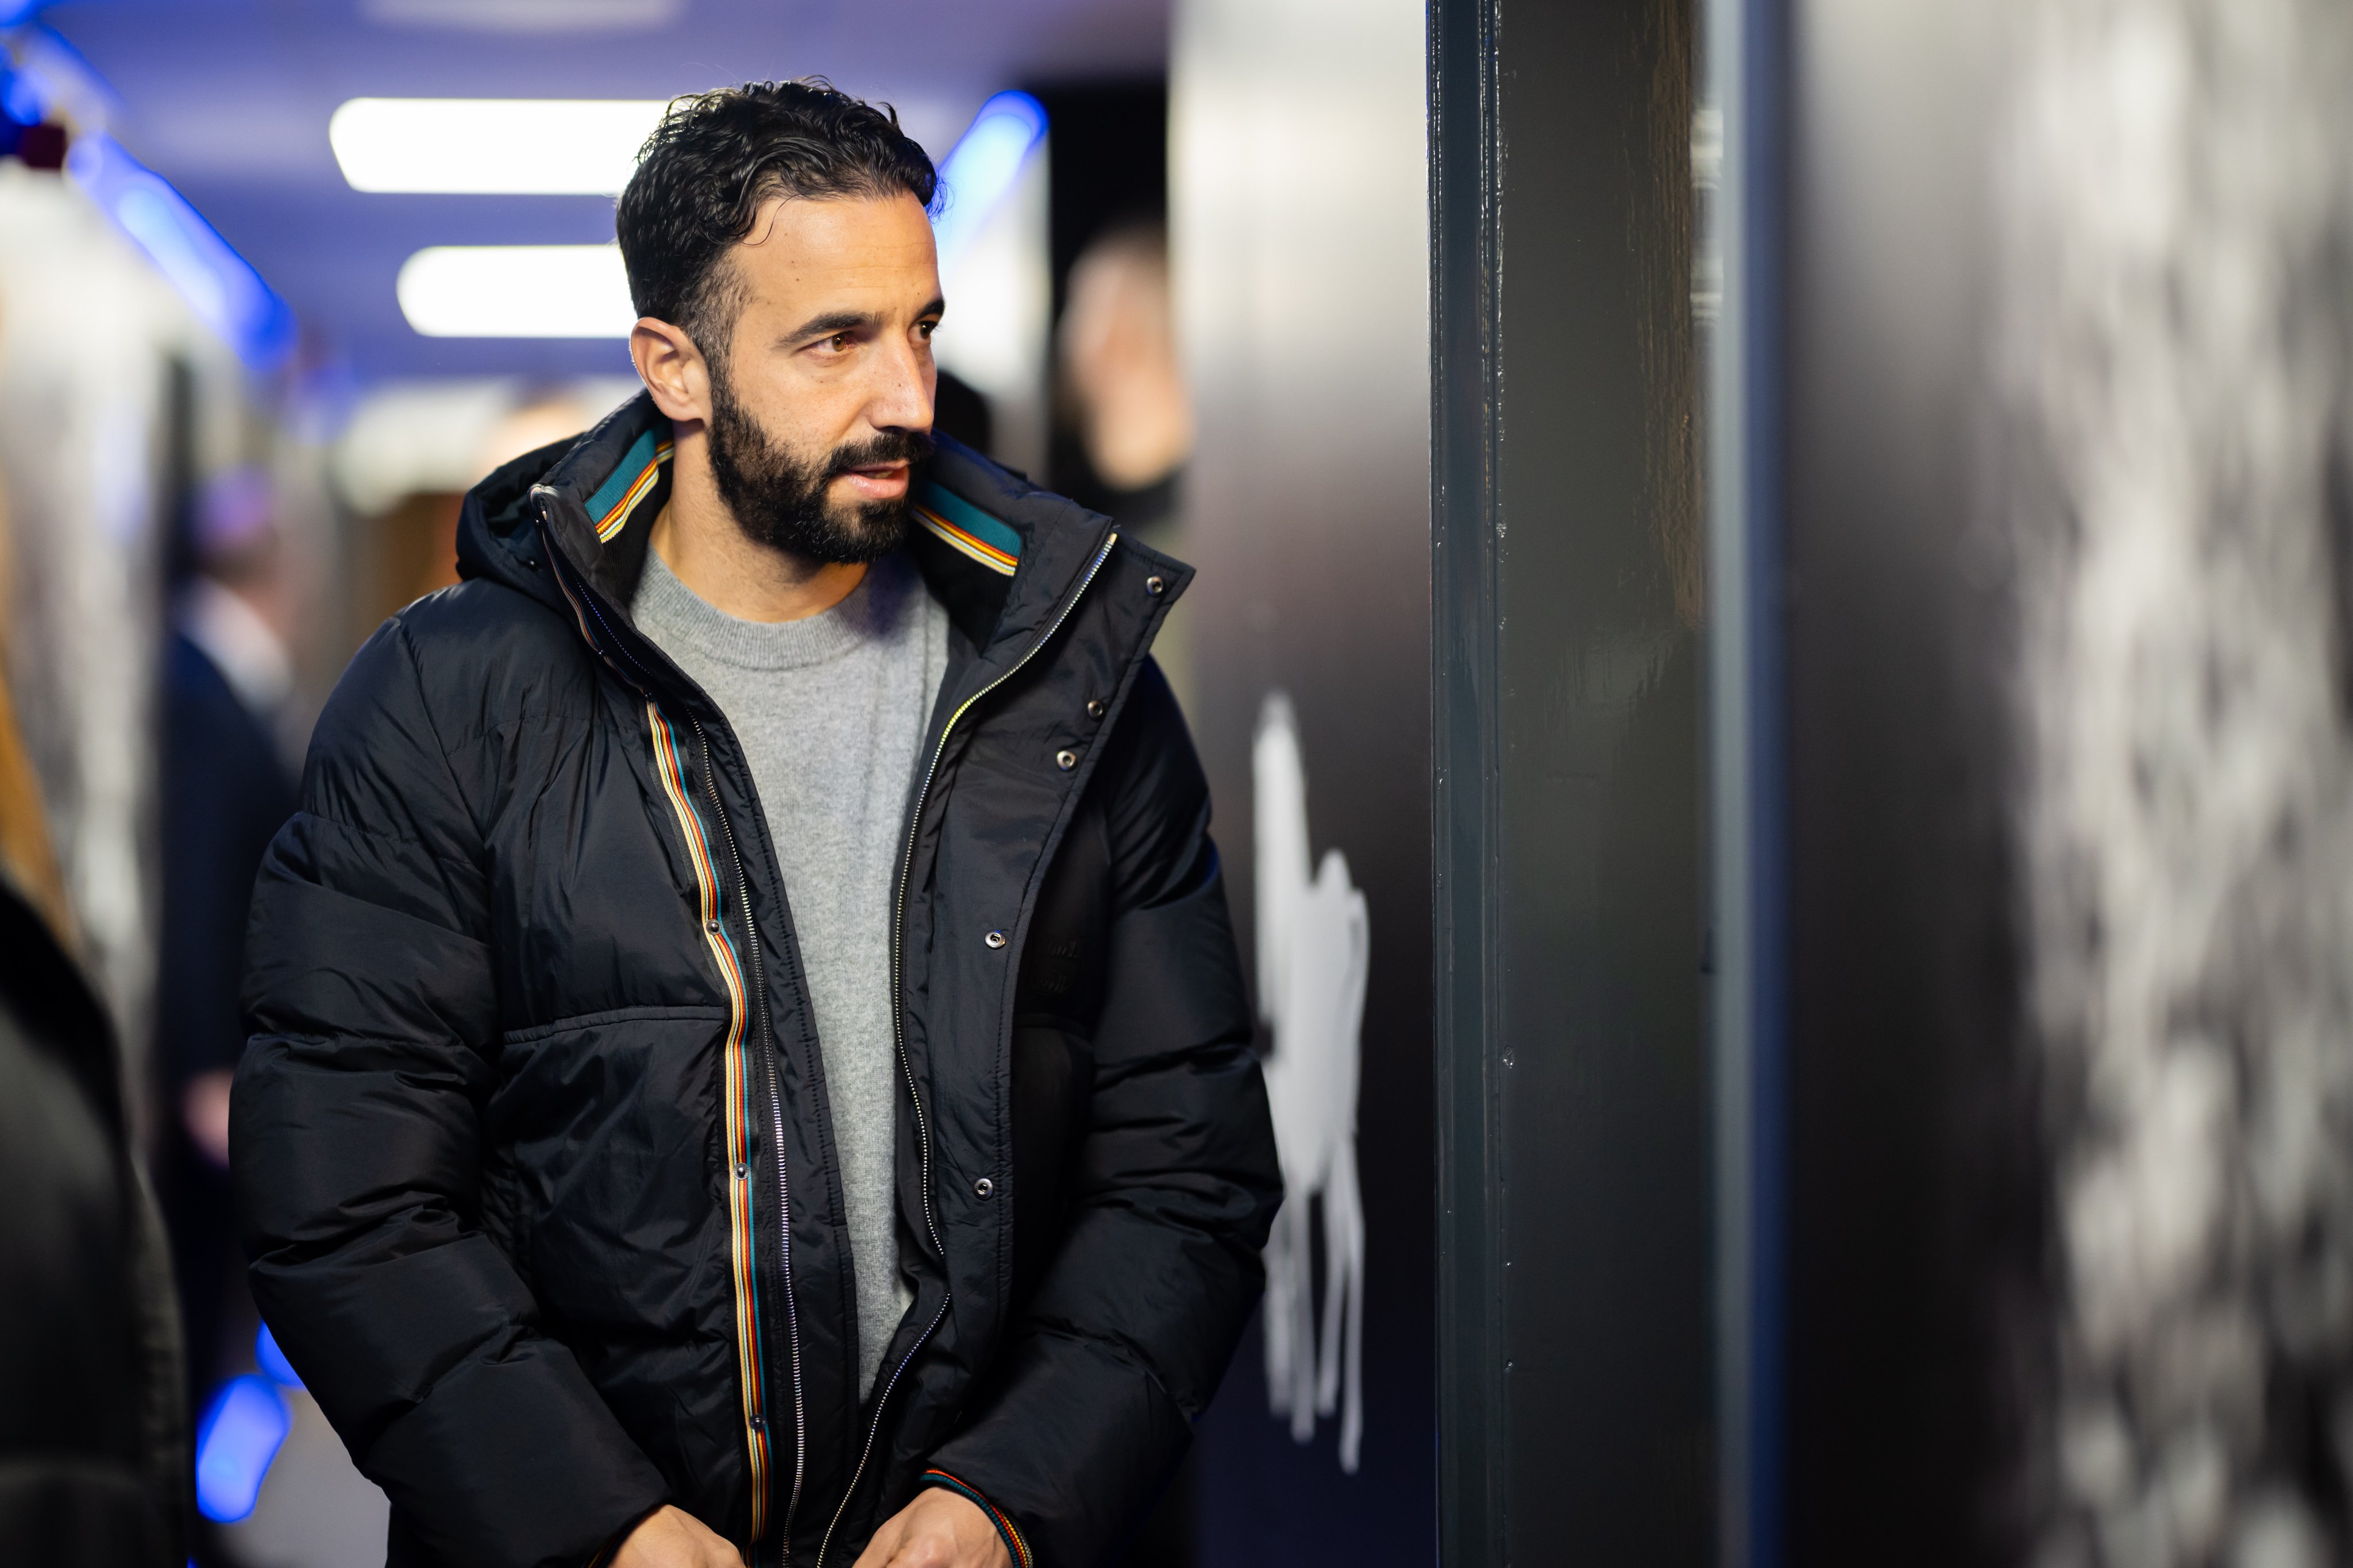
[331,98,668,194]
[397,245,635,337]
[361,0,684,33]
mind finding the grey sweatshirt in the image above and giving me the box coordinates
[631,546,948,1399]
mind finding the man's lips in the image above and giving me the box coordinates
[835,463,911,499]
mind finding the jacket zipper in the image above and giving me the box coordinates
[538,523,808,1561]
[815,528,1120,1567]
[695,719,808,1561]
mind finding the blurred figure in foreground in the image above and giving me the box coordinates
[157,468,299,1418]
[0,464,188,1566]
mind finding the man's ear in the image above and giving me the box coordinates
[631,316,711,425]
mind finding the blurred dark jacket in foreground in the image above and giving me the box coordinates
[0,875,190,1565]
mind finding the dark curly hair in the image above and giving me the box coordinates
[616,79,938,372]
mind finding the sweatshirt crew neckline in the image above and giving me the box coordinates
[631,546,919,673]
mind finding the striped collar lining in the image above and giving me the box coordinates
[587,439,1016,578]
[587,428,674,543]
[913,484,1021,576]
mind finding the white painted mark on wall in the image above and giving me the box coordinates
[1253,690,1368,1474]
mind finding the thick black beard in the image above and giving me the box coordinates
[704,365,932,565]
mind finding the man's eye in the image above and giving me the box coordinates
[918,321,938,340]
[827,333,851,351]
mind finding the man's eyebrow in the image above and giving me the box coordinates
[782,308,883,341]
[778,299,946,342]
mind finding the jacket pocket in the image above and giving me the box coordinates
[487,1004,731,1334]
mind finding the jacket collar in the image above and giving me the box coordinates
[456,389,1126,676]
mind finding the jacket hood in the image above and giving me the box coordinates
[454,388,1190,660]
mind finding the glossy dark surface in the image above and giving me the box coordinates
[1434,1,1710,1562]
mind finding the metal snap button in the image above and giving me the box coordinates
[705,918,720,933]
[733,1162,748,1180]
[974,1177,994,1199]
[1055,749,1077,771]
[983,930,1008,949]
[1145,575,1165,596]
[1086,698,1106,719]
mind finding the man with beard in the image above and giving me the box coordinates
[232,82,1279,1568]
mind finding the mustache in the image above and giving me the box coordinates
[824,428,935,479]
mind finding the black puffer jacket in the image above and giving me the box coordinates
[232,393,1280,1568]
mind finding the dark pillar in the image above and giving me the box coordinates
[1433,2,1712,1563]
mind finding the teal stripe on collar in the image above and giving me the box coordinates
[586,429,661,526]
[919,482,1023,562]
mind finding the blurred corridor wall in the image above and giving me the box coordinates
[1168,0,1433,1559]
[1737,0,2353,1561]
[2003,3,2353,1562]
[0,163,230,1071]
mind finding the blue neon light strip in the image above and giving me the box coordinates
[931,91,1047,272]
[8,30,294,372]
[194,1373,290,1523]
[65,132,296,371]
[0,64,38,126]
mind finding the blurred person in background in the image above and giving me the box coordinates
[1056,221,1190,541]
[1055,223,1194,708]
[156,467,300,1436]
[0,458,190,1566]
[233,79,1278,1568]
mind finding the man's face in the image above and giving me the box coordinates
[703,191,942,563]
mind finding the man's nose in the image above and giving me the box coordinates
[870,334,936,432]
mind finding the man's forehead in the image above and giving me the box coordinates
[734,193,938,287]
